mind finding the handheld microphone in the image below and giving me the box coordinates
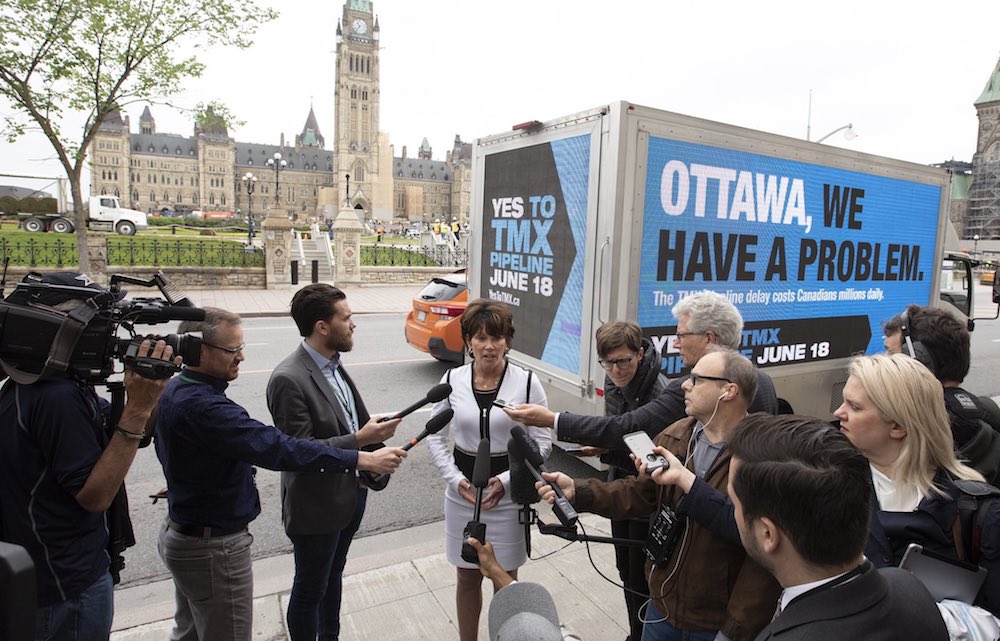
[366,409,455,486]
[377,383,452,422]
[509,426,578,528]
[461,436,491,564]
[402,408,453,451]
[508,440,540,506]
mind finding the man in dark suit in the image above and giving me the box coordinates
[267,284,401,641]
[726,415,948,641]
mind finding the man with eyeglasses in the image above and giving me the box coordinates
[154,306,407,641]
[536,348,780,641]
[507,291,777,463]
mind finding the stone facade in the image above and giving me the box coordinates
[966,56,1000,238]
[88,1,474,229]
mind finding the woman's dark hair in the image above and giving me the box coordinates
[461,298,514,345]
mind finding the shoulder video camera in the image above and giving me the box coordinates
[0,270,205,383]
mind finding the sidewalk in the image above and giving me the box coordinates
[111,507,631,641]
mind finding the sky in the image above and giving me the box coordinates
[2,0,1000,197]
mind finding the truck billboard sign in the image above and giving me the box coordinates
[639,136,942,374]
[480,134,591,375]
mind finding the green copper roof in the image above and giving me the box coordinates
[420,137,431,151]
[975,56,1000,106]
[350,0,371,13]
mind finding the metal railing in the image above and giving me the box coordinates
[0,236,77,267]
[360,244,467,267]
[107,237,264,267]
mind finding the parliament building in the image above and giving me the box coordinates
[89,0,472,227]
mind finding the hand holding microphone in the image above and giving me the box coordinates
[508,425,579,528]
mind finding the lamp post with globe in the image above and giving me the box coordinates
[242,172,257,243]
[266,151,287,218]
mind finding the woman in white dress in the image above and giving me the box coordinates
[426,299,550,641]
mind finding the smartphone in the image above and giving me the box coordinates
[492,398,518,410]
[623,431,670,474]
[561,446,587,455]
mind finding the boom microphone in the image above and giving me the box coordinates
[377,383,452,422]
[509,426,579,528]
[461,434,491,564]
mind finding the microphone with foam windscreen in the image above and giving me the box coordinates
[377,383,452,422]
[460,434,492,564]
[366,409,455,487]
[509,425,579,528]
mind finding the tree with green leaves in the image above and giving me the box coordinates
[0,0,277,273]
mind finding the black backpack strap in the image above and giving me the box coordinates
[953,479,1000,563]
[526,370,532,404]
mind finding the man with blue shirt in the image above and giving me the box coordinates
[0,272,179,641]
[155,306,405,641]
[267,284,400,641]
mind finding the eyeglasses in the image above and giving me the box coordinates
[674,332,707,341]
[598,352,639,371]
[688,373,730,386]
[203,341,246,356]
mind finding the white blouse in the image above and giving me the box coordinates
[426,362,551,494]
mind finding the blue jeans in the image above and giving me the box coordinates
[640,602,717,641]
[35,571,113,641]
[286,487,367,641]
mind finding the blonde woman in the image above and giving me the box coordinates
[834,353,999,615]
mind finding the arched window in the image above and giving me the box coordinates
[221,195,226,205]
[209,194,215,205]
[150,192,156,202]
[114,188,120,197]
[100,188,107,195]
[192,193,199,203]
[177,192,182,202]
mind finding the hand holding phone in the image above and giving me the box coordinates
[623,431,670,474]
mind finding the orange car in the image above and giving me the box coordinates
[404,270,468,362]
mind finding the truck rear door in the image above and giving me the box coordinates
[469,110,607,413]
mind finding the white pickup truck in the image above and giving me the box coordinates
[12,195,148,236]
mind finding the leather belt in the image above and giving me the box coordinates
[167,518,247,538]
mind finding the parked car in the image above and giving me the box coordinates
[405,269,467,362]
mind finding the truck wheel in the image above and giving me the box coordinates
[115,220,136,236]
[23,218,44,233]
[50,218,73,233]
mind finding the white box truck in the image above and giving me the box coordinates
[468,102,993,419]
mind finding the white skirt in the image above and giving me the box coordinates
[443,483,527,570]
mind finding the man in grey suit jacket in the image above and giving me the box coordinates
[725,415,947,641]
[267,284,401,641]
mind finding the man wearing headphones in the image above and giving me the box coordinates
[537,347,780,641]
[894,305,1000,485]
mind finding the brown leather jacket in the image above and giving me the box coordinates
[572,417,779,641]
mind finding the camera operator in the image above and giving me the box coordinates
[0,302,179,641]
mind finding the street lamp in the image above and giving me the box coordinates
[266,151,287,210]
[242,172,257,243]
[814,123,859,144]
[974,234,980,256]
